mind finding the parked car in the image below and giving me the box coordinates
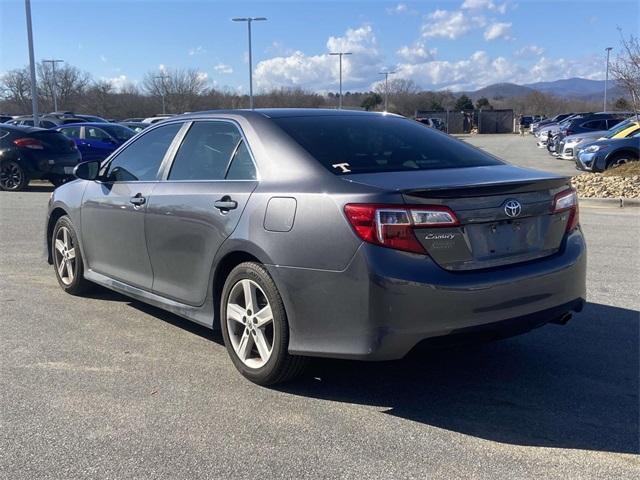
[559,113,627,138]
[45,111,109,123]
[531,113,574,134]
[536,113,594,145]
[416,117,445,131]
[46,109,586,385]
[556,117,640,160]
[141,115,175,124]
[576,131,640,172]
[6,115,87,128]
[118,121,149,133]
[56,123,136,161]
[0,114,14,123]
[0,124,81,190]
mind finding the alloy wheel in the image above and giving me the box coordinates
[226,279,274,369]
[54,226,76,286]
[0,162,24,190]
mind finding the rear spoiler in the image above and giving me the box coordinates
[403,177,571,199]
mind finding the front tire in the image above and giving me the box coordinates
[52,216,92,295]
[0,160,29,191]
[220,262,307,385]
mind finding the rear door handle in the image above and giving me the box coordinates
[130,193,146,206]
[214,196,237,212]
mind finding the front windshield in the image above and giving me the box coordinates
[102,125,136,142]
[605,120,633,138]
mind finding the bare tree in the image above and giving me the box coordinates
[37,62,90,111]
[0,68,32,113]
[143,68,209,113]
[611,31,640,116]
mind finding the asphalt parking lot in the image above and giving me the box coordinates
[1,134,638,479]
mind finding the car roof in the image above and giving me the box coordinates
[175,108,399,122]
[57,122,120,127]
[0,123,47,133]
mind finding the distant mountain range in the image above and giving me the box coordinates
[463,77,627,102]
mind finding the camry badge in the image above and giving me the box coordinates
[504,200,522,218]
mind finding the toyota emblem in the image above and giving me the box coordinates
[504,200,522,218]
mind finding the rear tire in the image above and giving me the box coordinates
[52,216,92,295]
[220,262,307,385]
[0,160,29,191]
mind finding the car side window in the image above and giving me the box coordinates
[226,140,257,180]
[61,126,81,138]
[86,127,110,140]
[40,120,56,128]
[104,123,182,182]
[168,121,241,181]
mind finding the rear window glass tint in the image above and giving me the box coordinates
[272,115,502,175]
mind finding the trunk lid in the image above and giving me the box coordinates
[346,165,573,270]
[28,130,78,154]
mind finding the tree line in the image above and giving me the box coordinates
[1,33,637,120]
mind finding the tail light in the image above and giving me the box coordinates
[344,204,459,254]
[13,137,44,150]
[552,189,579,232]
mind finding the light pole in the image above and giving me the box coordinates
[329,52,352,109]
[24,0,39,126]
[154,74,169,114]
[378,70,396,112]
[604,47,613,112]
[42,59,64,111]
[232,17,267,109]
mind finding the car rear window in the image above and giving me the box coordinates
[272,115,502,175]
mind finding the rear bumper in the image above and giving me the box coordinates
[270,229,587,360]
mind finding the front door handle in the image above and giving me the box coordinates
[130,193,146,206]
[214,196,237,212]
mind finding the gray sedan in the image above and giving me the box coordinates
[45,109,586,385]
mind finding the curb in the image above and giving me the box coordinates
[578,197,640,208]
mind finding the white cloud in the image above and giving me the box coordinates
[515,44,544,58]
[462,0,508,14]
[188,46,206,56]
[389,50,605,91]
[196,72,208,82]
[213,63,233,74]
[484,22,512,40]
[386,3,409,14]
[421,10,485,39]
[103,75,132,92]
[159,64,166,72]
[254,25,383,91]
[397,41,437,62]
[99,55,108,63]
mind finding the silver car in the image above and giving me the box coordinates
[46,109,586,385]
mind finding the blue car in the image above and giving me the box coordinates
[56,123,136,161]
[576,131,640,172]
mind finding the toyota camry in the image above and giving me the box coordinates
[46,109,586,385]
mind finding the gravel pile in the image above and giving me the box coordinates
[572,173,640,198]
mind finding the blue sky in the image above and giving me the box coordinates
[0,0,636,93]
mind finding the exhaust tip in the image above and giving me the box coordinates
[551,312,572,325]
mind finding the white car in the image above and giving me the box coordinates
[141,115,175,124]
[556,131,608,159]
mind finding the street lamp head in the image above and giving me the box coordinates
[233,17,267,22]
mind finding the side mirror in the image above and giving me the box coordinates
[74,160,101,181]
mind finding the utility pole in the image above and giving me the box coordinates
[329,52,352,109]
[154,74,169,114]
[378,70,396,112]
[232,17,267,109]
[604,47,613,112]
[42,59,64,111]
[24,0,39,126]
